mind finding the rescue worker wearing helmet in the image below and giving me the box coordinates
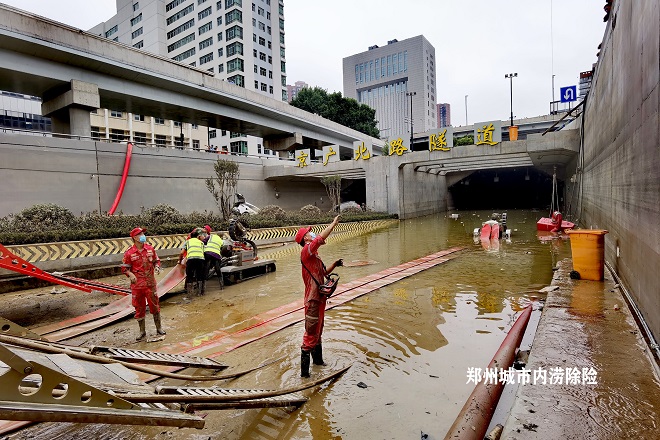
[296,214,343,378]
[121,227,165,341]
[202,225,225,288]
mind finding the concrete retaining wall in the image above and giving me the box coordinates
[0,134,331,217]
[579,1,660,341]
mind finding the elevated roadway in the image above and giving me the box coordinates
[0,4,379,151]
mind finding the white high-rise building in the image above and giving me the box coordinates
[343,35,437,141]
[88,0,288,156]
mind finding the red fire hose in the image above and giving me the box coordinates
[444,304,533,440]
[108,141,133,215]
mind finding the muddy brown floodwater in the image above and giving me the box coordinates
[4,210,573,439]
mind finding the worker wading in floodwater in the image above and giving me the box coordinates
[296,215,343,377]
[121,227,165,341]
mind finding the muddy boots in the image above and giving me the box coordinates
[136,318,146,341]
[199,280,206,296]
[301,349,311,378]
[311,343,326,366]
[153,312,166,335]
[185,281,194,297]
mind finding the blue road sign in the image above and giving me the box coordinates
[560,85,577,103]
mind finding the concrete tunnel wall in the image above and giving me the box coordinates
[578,1,660,343]
[0,134,331,218]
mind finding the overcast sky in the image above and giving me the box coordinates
[2,0,605,125]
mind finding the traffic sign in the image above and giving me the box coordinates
[560,85,577,103]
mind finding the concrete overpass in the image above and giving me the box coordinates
[264,130,580,218]
[0,4,380,151]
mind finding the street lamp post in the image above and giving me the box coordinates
[464,95,468,125]
[406,91,416,148]
[505,73,517,127]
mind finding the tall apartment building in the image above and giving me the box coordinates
[85,0,287,156]
[437,103,450,128]
[286,80,308,103]
[342,35,437,140]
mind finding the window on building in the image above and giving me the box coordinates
[110,110,123,118]
[91,126,102,140]
[267,40,271,49]
[278,3,283,15]
[252,17,256,27]
[131,14,142,26]
[133,40,144,49]
[225,9,242,24]
[221,130,227,136]
[268,55,272,64]
[253,48,257,57]
[226,41,243,56]
[269,85,273,94]
[110,129,125,142]
[225,25,243,41]
[254,80,259,89]
[259,52,266,61]
[133,2,139,11]
[257,143,262,154]
[230,140,248,154]
[105,25,118,38]
[229,132,242,138]
[216,1,222,10]
[258,36,265,46]
[217,32,223,42]
[134,114,145,122]
[260,67,266,76]
[167,19,194,39]
[225,0,242,8]
[281,75,286,86]
[167,33,195,52]
[199,36,213,50]
[207,67,214,73]
[258,22,265,31]
[131,27,143,39]
[199,22,213,35]
[166,4,193,26]
[279,17,284,30]
[173,47,196,62]
[198,0,208,4]
[227,74,244,87]
[253,33,257,42]
[209,129,217,138]
[280,61,285,72]
[155,134,167,146]
[268,70,272,78]
[280,47,285,58]
[166,0,185,12]
[253,65,257,73]
[154,117,165,124]
[193,139,200,150]
[218,63,224,72]
[198,6,212,20]
[218,47,223,57]
[199,52,214,64]
[282,89,287,101]
[267,11,270,19]
[258,6,264,16]
[279,32,284,44]
[227,57,244,72]
[267,25,271,34]
[134,131,147,144]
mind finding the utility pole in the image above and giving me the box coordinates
[505,73,518,127]
[406,91,416,149]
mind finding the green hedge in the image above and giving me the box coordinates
[0,204,396,245]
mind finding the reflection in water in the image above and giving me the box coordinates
[13,210,572,440]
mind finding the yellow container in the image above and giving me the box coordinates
[566,229,608,280]
[509,125,519,141]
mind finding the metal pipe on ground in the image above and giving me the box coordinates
[444,305,533,440]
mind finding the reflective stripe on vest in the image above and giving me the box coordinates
[205,234,223,255]
[186,237,205,259]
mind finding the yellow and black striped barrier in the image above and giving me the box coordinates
[5,219,398,264]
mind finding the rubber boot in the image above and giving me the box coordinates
[311,343,326,366]
[193,281,201,296]
[301,349,311,378]
[199,280,206,296]
[136,318,146,341]
[185,282,194,297]
[153,312,166,335]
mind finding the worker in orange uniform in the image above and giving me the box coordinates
[121,227,165,341]
[296,215,343,378]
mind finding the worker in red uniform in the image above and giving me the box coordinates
[121,227,165,341]
[296,215,343,378]
[551,211,564,233]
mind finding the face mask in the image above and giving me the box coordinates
[309,232,316,239]
[138,235,146,243]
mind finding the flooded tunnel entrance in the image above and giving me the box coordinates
[448,168,564,211]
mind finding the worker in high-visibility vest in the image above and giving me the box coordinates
[202,225,225,288]
[179,228,207,296]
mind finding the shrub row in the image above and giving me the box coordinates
[0,204,396,246]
